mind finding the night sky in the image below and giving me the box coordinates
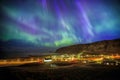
[0,0,120,57]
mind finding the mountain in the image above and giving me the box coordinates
[0,39,55,58]
[56,39,120,55]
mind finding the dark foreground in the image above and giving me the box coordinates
[0,63,120,80]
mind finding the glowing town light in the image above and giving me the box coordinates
[44,59,52,62]
[44,57,52,62]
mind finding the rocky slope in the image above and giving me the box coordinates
[56,39,120,55]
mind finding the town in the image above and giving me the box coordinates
[0,53,120,67]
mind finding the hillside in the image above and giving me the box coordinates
[56,39,120,55]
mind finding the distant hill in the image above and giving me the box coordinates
[0,39,55,58]
[56,39,120,55]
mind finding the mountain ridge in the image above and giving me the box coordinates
[56,39,120,55]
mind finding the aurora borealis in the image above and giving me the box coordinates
[0,0,120,56]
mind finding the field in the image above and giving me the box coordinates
[0,62,120,80]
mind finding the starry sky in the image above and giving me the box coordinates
[0,0,120,57]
